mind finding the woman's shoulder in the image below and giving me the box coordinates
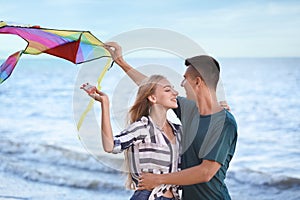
[125,116,149,130]
[119,116,150,136]
[135,116,149,126]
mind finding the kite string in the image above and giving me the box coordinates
[76,57,112,131]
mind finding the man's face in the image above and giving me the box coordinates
[181,66,197,101]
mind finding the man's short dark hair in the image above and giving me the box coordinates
[185,55,220,90]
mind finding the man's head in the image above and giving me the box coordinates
[181,55,220,100]
[184,55,220,90]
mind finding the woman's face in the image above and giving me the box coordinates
[151,78,178,109]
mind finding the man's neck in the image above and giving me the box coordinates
[197,90,223,115]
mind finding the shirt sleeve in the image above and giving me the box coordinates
[203,122,237,165]
[111,116,149,154]
[173,98,182,120]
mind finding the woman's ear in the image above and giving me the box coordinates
[148,95,156,103]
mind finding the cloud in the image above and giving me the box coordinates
[164,1,300,56]
[1,0,300,57]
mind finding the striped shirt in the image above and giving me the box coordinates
[112,116,182,200]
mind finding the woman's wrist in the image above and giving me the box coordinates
[100,98,109,107]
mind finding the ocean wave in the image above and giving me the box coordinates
[0,139,120,173]
[0,139,126,190]
[228,168,300,189]
[0,195,29,200]
[1,157,124,190]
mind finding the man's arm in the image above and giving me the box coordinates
[105,42,147,85]
[105,42,231,112]
[138,160,221,189]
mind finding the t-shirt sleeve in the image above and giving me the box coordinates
[172,97,182,119]
[111,117,148,154]
[203,122,237,165]
[173,96,198,120]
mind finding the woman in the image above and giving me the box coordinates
[87,75,181,200]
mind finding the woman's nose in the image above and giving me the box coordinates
[172,88,179,95]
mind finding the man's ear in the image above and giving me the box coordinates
[195,76,203,86]
[148,95,156,103]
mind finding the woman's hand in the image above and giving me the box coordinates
[89,89,109,105]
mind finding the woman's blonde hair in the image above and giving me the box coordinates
[128,74,166,123]
[124,74,166,189]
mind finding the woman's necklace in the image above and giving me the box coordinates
[150,116,166,131]
[150,115,174,140]
[162,122,176,144]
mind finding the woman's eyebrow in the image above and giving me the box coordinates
[163,85,173,88]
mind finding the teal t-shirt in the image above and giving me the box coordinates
[175,97,238,200]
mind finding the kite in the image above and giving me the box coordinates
[0,21,113,130]
[0,21,112,83]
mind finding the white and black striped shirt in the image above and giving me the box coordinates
[112,116,182,200]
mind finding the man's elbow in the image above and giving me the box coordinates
[198,160,221,183]
[202,173,214,183]
[193,172,213,183]
[198,166,216,183]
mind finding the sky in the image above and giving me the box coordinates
[1,0,300,58]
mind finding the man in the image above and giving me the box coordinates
[105,42,237,200]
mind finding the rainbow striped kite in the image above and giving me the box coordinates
[0,21,111,84]
[0,21,113,131]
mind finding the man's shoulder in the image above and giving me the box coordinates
[177,96,197,107]
[225,110,237,129]
[175,96,198,120]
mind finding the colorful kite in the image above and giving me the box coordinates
[0,21,112,130]
[0,21,111,83]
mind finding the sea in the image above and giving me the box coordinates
[0,56,299,200]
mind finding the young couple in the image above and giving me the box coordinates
[85,42,237,200]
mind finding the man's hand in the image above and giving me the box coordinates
[104,41,147,85]
[104,42,124,65]
[219,100,231,111]
[138,173,161,190]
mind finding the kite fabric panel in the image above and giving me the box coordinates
[0,50,23,83]
[0,21,111,84]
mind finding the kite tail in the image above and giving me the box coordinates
[0,50,23,84]
[76,57,112,131]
